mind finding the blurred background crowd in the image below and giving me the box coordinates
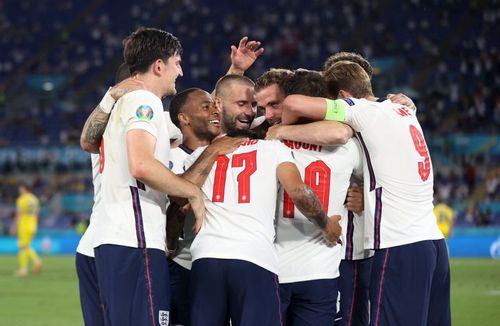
[0,0,498,233]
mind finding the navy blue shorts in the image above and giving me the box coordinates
[280,278,338,326]
[168,259,191,326]
[190,258,281,326]
[369,239,451,326]
[336,258,372,326]
[94,244,170,326]
[76,252,104,326]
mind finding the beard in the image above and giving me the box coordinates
[221,110,254,134]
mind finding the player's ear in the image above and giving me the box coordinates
[178,112,189,126]
[338,89,349,99]
[152,59,164,76]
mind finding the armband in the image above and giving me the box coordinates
[325,99,346,122]
[98,88,116,114]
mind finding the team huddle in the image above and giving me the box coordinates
[76,27,450,326]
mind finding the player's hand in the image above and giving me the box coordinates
[322,215,342,246]
[209,135,248,156]
[228,36,265,75]
[346,186,364,214]
[265,124,285,140]
[189,190,206,234]
[109,76,147,101]
[387,93,417,112]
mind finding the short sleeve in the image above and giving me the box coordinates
[326,98,379,132]
[120,90,163,139]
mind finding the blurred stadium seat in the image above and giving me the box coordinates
[0,0,498,245]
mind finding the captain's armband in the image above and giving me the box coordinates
[325,99,346,122]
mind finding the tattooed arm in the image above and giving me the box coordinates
[80,104,111,153]
[80,77,146,153]
[277,162,342,245]
[182,136,246,187]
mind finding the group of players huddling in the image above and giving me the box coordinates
[76,27,450,326]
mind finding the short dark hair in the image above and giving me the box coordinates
[255,68,293,92]
[168,88,200,128]
[324,61,373,98]
[323,52,373,79]
[214,74,255,98]
[123,27,182,74]
[284,69,328,98]
[115,62,131,84]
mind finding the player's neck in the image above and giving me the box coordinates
[182,136,210,152]
[134,73,164,98]
[365,95,378,102]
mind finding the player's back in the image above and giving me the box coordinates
[93,89,170,251]
[346,98,442,248]
[188,139,294,274]
[275,139,361,282]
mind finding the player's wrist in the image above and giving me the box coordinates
[98,88,116,114]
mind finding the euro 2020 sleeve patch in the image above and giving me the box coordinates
[136,105,154,121]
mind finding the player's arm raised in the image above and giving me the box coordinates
[80,77,145,153]
[127,129,205,228]
[226,36,264,75]
[277,162,342,245]
[265,120,352,145]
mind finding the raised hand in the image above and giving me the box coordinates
[228,36,265,75]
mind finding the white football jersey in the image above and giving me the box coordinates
[93,90,170,251]
[76,153,101,257]
[332,98,443,249]
[168,145,196,270]
[275,139,363,283]
[186,139,295,274]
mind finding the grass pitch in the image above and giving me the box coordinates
[0,256,498,325]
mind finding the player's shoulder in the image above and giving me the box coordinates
[119,90,163,112]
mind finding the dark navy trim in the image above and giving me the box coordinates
[345,211,355,260]
[374,187,383,249]
[356,132,376,191]
[376,97,386,103]
[130,186,146,248]
[178,143,194,155]
[136,180,146,191]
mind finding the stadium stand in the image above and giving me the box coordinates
[0,0,498,232]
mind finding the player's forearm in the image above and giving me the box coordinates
[226,65,245,76]
[182,147,219,187]
[275,121,352,145]
[80,106,110,153]
[132,158,200,200]
[282,95,327,125]
[288,185,328,229]
[166,202,186,253]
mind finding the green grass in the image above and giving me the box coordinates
[0,256,499,325]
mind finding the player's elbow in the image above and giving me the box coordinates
[335,126,352,145]
[129,160,150,180]
[80,138,99,154]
